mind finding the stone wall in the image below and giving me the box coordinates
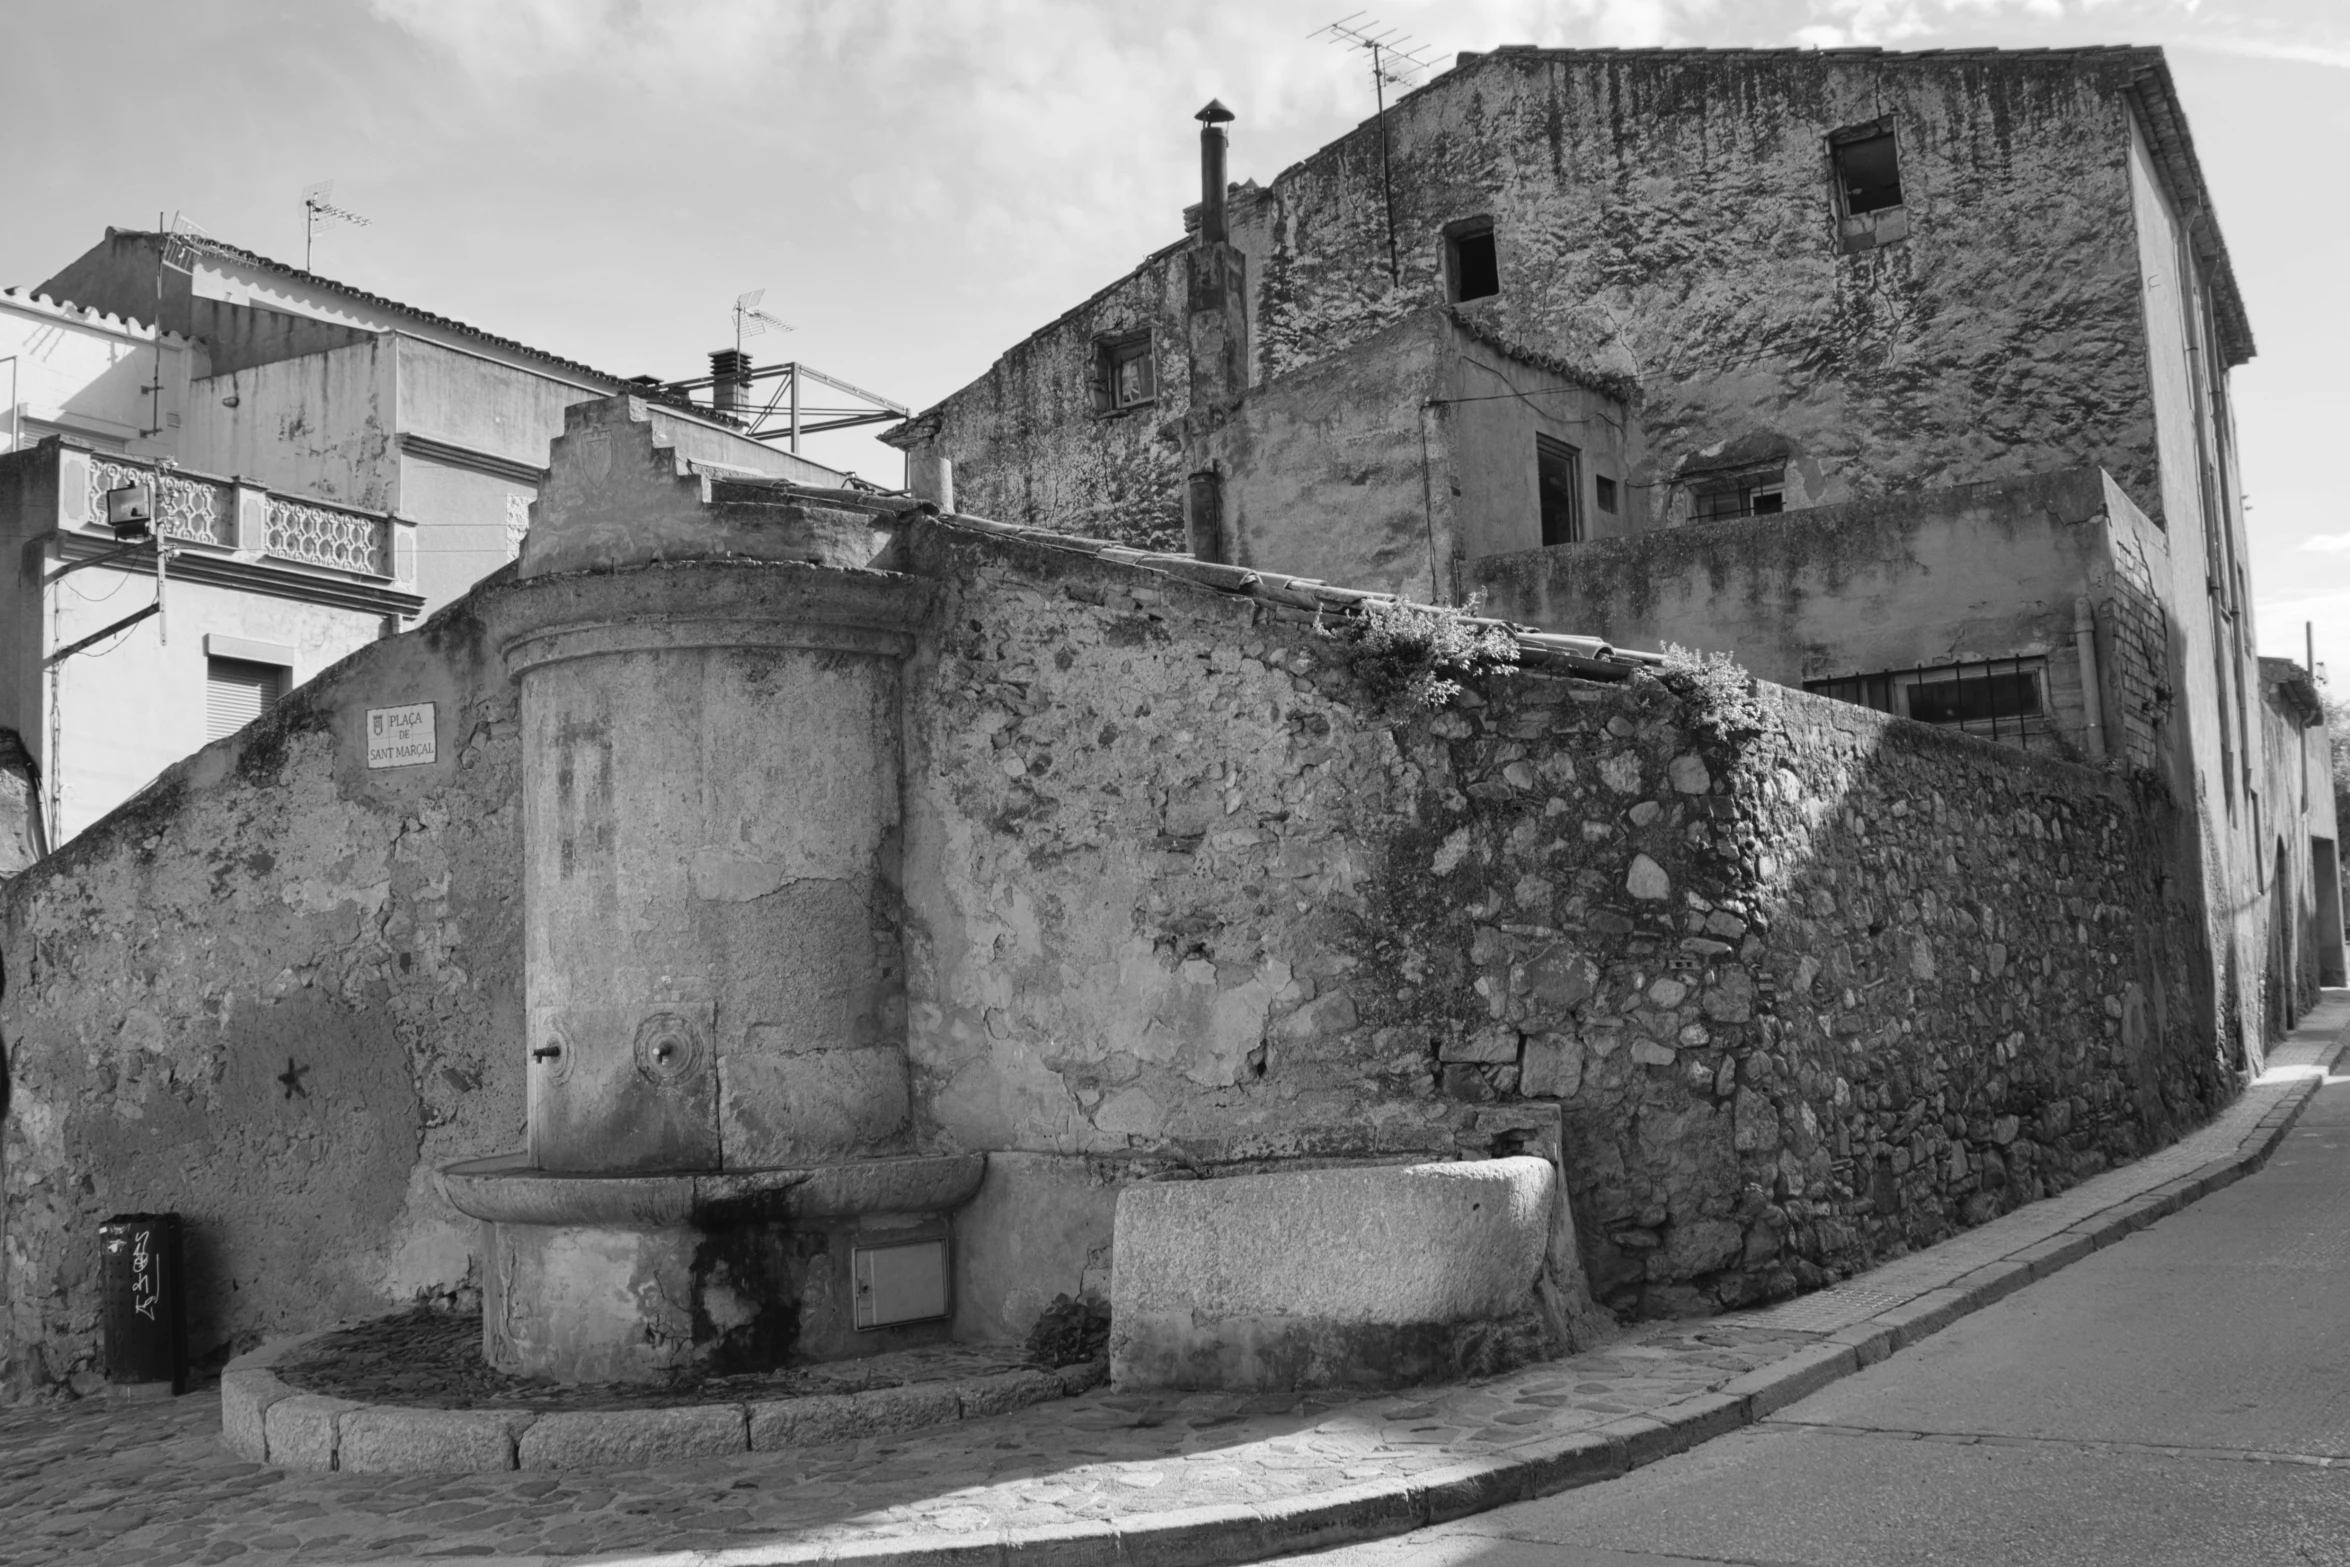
[901,48,2237,548]
[1,503,2240,1396]
[898,521,2230,1322]
[892,256,1192,551]
[0,586,523,1397]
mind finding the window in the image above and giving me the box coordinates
[206,656,289,740]
[1536,435,1582,546]
[1447,219,1499,303]
[1595,475,1619,515]
[1806,657,2051,750]
[1830,119,1908,254]
[1092,332,1155,414]
[1691,480,1784,522]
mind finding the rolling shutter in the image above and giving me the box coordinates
[206,656,288,740]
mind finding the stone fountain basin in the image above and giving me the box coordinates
[440,1152,986,1227]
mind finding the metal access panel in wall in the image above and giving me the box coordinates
[852,1238,950,1330]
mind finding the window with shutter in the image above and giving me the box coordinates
[206,656,289,740]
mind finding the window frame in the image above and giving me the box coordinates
[1828,116,1910,255]
[1535,433,1583,546]
[1805,656,2054,749]
[1091,330,1157,416]
[1445,217,1500,304]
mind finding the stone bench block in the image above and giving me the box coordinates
[1108,1155,1555,1391]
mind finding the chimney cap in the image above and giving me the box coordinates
[1195,99,1235,125]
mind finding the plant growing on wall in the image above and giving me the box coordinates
[1657,642,1767,743]
[1320,594,1520,716]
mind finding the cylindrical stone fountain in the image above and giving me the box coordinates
[441,399,979,1383]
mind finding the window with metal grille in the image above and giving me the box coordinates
[1692,480,1785,522]
[1805,657,2050,750]
[206,656,288,740]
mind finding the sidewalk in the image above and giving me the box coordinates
[4,997,2344,1567]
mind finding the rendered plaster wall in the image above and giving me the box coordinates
[2126,114,2267,1071]
[1196,313,1453,598]
[2256,667,2329,1028]
[0,290,195,461]
[36,232,377,381]
[1189,311,1640,601]
[898,523,2228,1332]
[1467,469,2142,763]
[183,340,398,514]
[0,586,522,1398]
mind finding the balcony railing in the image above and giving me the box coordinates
[73,449,406,583]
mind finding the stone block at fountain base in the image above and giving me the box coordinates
[445,1153,983,1383]
[1108,1156,1556,1393]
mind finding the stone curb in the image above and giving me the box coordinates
[219,1344,1104,1473]
[563,1028,2347,1567]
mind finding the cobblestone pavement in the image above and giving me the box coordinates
[0,1321,1814,1565]
[3,1006,2340,1567]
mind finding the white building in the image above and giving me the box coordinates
[1,231,855,862]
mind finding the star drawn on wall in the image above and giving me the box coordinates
[277,1058,310,1100]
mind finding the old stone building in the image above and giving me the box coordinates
[886,45,2319,1071]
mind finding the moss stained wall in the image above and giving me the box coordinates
[898,523,2228,1326]
[0,506,2238,1393]
[1,587,522,1398]
[1240,50,2162,520]
[899,257,1191,551]
[904,49,2184,550]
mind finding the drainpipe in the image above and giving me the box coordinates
[2075,595,2108,764]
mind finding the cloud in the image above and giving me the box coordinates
[2299,534,2350,552]
[2183,35,2350,70]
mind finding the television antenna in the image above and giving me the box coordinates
[733,289,796,355]
[1313,13,1436,283]
[300,182,371,272]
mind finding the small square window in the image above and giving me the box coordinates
[1595,475,1618,515]
[1093,332,1155,414]
[206,656,288,740]
[1447,220,1499,303]
[1833,129,1903,215]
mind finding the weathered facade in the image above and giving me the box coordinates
[0,401,2245,1395]
[890,44,2321,1076]
[891,47,2245,558]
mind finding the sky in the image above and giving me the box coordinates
[4,0,2346,678]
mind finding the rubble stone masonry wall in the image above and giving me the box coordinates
[0,588,523,1398]
[1,523,2235,1394]
[901,525,2229,1323]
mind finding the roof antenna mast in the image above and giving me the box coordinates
[732,289,795,357]
[1313,12,1435,284]
[301,182,371,272]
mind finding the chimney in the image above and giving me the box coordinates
[710,348,752,416]
[1196,99,1235,247]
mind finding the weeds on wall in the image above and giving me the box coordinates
[1025,1293,1111,1368]
[1656,643,1767,744]
[1320,594,1520,717]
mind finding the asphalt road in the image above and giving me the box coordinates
[1279,1067,2350,1567]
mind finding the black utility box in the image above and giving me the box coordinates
[99,1213,185,1398]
